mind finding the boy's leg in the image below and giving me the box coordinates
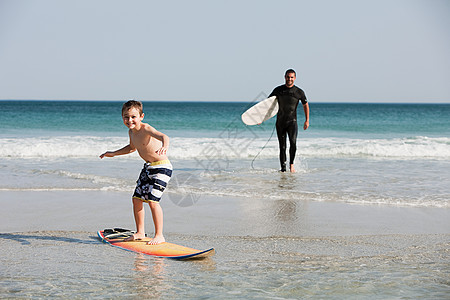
[125,197,146,241]
[147,201,165,245]
[133,197,147,237]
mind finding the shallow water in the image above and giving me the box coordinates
[1,231,448,299]
[2,155,448,208]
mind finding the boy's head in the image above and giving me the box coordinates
[122,100,143,116]
[122,100,144,130]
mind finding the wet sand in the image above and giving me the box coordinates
[1,190,448,237]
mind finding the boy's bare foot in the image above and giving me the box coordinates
[123,233,146,242]
[290,164,296,173]
[147,235,165,245]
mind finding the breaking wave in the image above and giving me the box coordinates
[0,136,449,160]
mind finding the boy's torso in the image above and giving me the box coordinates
[130,123,168,163]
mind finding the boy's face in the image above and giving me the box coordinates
[122,107,144,129]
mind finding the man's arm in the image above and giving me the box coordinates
[303,103,309,130]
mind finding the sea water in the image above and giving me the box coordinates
[0,100,449,207]
[1,100,449,299]
[1,230,448,299]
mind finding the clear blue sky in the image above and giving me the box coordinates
[0,0,449,102]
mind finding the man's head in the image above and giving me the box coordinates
[284,69,296,88]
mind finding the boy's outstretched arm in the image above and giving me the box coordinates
[99,144,135,159]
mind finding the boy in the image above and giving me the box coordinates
[100,100,172,245]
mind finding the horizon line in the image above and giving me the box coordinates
[1,99,450,104]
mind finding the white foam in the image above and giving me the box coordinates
[0,136,449,159]
[0,136,130,159]
[299,136,450,158]
[166,182,450,208]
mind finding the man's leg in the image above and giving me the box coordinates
[287,121,298,173]
[276,123,287,172]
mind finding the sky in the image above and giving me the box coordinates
[0,0,449,103]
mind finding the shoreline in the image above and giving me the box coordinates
[1,190,448,237]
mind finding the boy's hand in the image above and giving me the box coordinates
[155,147,168,155]
[99,151,114,159]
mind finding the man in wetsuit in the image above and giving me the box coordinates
[269,69,309,172]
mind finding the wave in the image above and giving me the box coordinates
[1,182,446,208]
[166,186,449,208]
[0,136,449,159]
[300,136,450,158]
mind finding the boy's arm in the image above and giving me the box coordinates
[99,144,136,159]
[146,125,169,155]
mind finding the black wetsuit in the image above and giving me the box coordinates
[269,85,307,171]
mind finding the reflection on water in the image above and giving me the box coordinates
[235,173,310,237]
[132,256,169,299]
[273,200,297,222]
[130,251,217,299]
[278,172,297,190]
[276,174,300,222]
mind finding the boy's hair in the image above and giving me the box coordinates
[285,69,296,77]
[122,100,143,115]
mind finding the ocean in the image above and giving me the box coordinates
[1,100,449,299]
[0,100,449,207]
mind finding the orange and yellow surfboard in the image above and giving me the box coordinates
[98,228,215,260]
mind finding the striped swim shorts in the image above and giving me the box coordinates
[132,160,173,203]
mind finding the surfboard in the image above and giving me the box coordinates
[97,228,215,260]
[241,96,278,125]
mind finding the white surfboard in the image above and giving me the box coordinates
[241,96,278,125]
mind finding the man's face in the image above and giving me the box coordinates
[284,72,296,88]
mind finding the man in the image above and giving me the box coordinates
[269,69,309,172]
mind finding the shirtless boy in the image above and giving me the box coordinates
[100,100,172,245]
